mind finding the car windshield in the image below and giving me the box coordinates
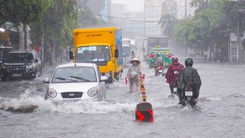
[5,53,34,63]
[76,46,110,62]
[52,66,97,83]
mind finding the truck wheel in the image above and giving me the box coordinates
[115,71,122,81]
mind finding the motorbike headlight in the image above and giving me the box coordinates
[87,86,99,97]
[47,88,57,98]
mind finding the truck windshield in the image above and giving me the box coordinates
[148,37,168,48]
[76,46,110,63]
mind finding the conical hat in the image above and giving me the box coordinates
[130,58,140,64]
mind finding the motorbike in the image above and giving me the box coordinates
[180,85,197,107]
[155,65,163,76]
[169,79,179,98]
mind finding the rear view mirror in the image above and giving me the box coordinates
[115,49,119,58]
[69,51,73,60]
[43,78,50,83]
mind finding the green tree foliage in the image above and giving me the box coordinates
[77,0,106,27]
[30,0,78,48]
[172,0,239,56]
[0,0,48,49]
[0,0,47,25]
[158,14,176,38]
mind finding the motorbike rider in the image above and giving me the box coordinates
[177,58,202,104]
[126,58,143,92]
[154,53,165,75]
[165,56,184,97]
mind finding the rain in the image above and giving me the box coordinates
[0,0,245,138]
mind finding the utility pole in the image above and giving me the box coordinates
[237,19,240,63]
[185,0,187,18]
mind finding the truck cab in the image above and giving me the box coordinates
[72,28,123,83]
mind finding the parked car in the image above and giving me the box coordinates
[43,62,108,103]
[0,46,13,79]
[1,50,42,80]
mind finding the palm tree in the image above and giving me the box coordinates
[158,14,176,38]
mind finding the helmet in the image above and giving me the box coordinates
[172,56,178,62]
[156,53,160,57]
[185,58,193,67]
[130,58,140,64]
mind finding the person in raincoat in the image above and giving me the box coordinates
[177,58,202,104]
[165,56,184,97]
[154,53,165,75]
[126,58,142,92]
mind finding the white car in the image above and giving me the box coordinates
[43,62,107,103]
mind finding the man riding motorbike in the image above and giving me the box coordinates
[165,56,184,97]
[177,58,202,104]
[154,53,165,76]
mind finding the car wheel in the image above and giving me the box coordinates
[30,72,36,79]
[1,76,7,82]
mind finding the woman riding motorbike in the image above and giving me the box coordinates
[165,56,184,97]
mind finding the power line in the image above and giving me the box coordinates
[96,14,179,23]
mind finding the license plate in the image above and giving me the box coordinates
[173,87,177,92]
[185,91,193,96]
[158,70,163,72]
[12,74,22,77]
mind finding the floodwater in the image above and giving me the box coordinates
[0,58,245,138]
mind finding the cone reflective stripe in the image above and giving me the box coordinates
[140,75,146,101]
[142,95,146,100]
[135,74,154,122]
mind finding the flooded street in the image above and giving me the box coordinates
[1,0,245,137]
[0,59,245,138]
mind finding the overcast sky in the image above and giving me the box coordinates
[111,0,144,12]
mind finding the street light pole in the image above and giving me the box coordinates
[185,0,187,18]
[237,19,240,63]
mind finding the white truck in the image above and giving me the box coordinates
[122,38,131,66]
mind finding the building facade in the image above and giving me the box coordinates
[144,0,164,36]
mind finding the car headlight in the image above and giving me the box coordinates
[105,72,111,78]
[2,65,6,70]
[47,88,57,98]
[26,64,35,69]
[87,86,99,97]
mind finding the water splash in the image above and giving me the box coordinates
[0,89,138,114]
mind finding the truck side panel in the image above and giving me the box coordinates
[115,29,123,72]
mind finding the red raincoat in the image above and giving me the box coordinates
[165,62,184,85]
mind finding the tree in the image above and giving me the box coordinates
[158,14,176,38]
[30,0,78,65]
[0,0,48,49]
[173,0,230,59]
